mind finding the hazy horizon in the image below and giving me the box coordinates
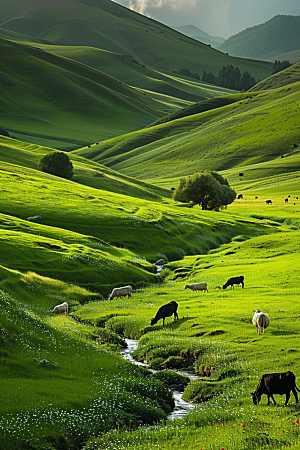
[112,0,300,39]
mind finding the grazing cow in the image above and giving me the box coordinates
[252,309,270,335]
[185,282,208,293]
[266,200,272,205]
[52,302,68,315]
[251,371,300,406]
[151,301,178,326]
[109,285,132,300]
[237,194,243,199]
[222,276,244,290]
[285,198,288,203]
[239,173,244,177]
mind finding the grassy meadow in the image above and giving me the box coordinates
[0,11,300,449]
[75,82,300,180]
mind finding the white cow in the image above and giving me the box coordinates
[52,302,68,315]
[252,309,270,335]
[109,285,132,300]
[184,282,208,293]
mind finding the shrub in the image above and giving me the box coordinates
[38,151,73,179]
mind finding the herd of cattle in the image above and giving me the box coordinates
[51,274,299,406]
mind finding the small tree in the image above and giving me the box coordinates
[38,151,73,179]
[172,171,236,210]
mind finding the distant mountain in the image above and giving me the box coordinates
[0,0,271,81]
[173,25,225,47]
[219,15,300,60]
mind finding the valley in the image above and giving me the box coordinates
[0,1,299,449]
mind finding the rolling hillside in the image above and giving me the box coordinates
[219,15,300,60]
[0,36,173,149]
[0,0,272,81]
[74,83,300,180]
[248,62,300,91]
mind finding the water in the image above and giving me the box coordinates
[120,339,196,420]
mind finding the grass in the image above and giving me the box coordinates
[74,229,300,450]
[75,82,300,180]
[0,0,273,80]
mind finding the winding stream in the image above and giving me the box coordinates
[120,339,197,420]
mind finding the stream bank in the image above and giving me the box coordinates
[120,339,197,420]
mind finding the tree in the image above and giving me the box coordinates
[172,171,236,210]
[38,151,73,179]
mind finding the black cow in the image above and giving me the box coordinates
[151,301,178,326]
[251,371,300,406]
[222,276,244,290]
[266,200,272,205]
[285,198,288,204]
[237,194,243,199]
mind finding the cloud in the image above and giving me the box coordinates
[127,0,197,16]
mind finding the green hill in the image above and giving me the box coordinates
[74,83,300,180]
[219,15,300,60]
[267,48,300,64]
[0,36,173,149]
[0,0,272,81]
[249,62,300,91]
[40,43,234,104]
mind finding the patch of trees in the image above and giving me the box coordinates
[203,65,256,90]
[173,68,200,80]
[272,60,292,74]
[38,151,74,179]
[172,170,236,210]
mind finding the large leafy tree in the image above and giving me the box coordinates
[38,151,73,179]
[173,171,236,210]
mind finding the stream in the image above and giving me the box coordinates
[120,339,197,420]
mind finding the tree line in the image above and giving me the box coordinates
[174,65,256,91]
[272,60,292,74]
[202,65,256,90]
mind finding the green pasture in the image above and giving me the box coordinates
[39,44,234,103]
[76,82,300,180]
[0,37,169,148]
[67,229,300,450]
[250,62,300,91]
[0,1,272,79]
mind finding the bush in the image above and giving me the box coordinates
[38,151,73,179]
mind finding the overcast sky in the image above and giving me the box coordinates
[113,0,300,38]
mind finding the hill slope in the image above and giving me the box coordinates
[172,25,225,46]
[249,62,300,91]
[0,0,272,81]
[74,83,300,180]
[0,36,172,149]
[219,15,300,60]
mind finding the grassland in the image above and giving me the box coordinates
[0,0,272,79]
[0,22,300,449]
[75,82,300,180]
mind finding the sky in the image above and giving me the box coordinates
[113,0,300,39]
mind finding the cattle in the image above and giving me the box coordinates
[239,173,244,177]
[151,301,178,326]
[252,309,270,335]
[266,200,272,205]
[109,285,132,300]
[52,302,68,315]
[251,371,300,406]
[285,198,288,203]
[255,196,258,199]
[223,276,244,290]
[185,282,208,293]
[237,194,243,199]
